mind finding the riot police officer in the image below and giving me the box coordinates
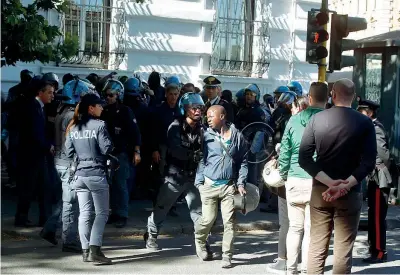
[144,93,213,257]
[357,99,391,263]
[287,80,303,97]
[101,79,141,228]
[65,93,116,265]
[124,77,152,198]
[40,78,96,252]
[235,84,268,130]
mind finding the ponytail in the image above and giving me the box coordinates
[65,103,81,136]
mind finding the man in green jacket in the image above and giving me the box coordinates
[278,82,328,274]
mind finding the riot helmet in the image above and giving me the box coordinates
[287,81,303,97]
[62,78,97,105]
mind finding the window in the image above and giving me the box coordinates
[211,0,271,77]
[62,0,126,68]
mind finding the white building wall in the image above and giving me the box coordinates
[1,0,324,99]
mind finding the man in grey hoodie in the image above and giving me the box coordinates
[195,105,248,268]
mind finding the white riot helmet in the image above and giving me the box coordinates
[234,183,260,215]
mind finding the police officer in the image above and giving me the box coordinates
[357,99,391,263]
[235,84,267,130]
[150,76,181,204]
[269,87,297,144]
[287,80,303,97]
[124,77,152,198]
[144,93,213,257]
[203,76,234,124]
[101,79,141,228]
[65,93,116,265]
[40,78,96,252]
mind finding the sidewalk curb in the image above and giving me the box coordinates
[1,220,280,241]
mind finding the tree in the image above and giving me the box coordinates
[1,0,79,67]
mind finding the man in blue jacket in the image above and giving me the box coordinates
[195,105,248,268]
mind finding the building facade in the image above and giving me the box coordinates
[2,0,324,97]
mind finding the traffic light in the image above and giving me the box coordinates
[329,14,367,71]
[306,11,330,64]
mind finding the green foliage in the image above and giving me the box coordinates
[1,0,146,67]
[1,0,77,66]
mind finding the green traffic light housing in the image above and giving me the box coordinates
[329,14,368,71]
[306,11,330,64]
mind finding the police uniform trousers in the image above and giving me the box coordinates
[367,181,389,258]
[195,179,236,259]
[42,164,79,245]
[73,175,109,249]
[110,152,131,218]
[147,173,202,238]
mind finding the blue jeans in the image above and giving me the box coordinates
[74,175,109,249]
[42,165,79,245]
[110,152,131,218]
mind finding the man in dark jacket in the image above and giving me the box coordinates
[298,79,377,274]
[357,99,391,263]
[203,76,234,124]
[195,105,248,268]
[15,75,56,227]
[150,80,181,204]
[6,69,33,104]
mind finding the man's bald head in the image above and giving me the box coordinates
[332,78,356,106]
[207,105,226,129]
[208,105,226,116]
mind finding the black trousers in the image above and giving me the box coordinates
[367,182,389,257]
[15,157,52,224]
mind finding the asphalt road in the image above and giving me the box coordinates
[2,230,400,274]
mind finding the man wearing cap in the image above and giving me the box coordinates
[357,99,391,263]
[195,105,248,268]
[203,76,234,124]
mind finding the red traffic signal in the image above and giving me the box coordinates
[306,11,330,64]
[309,30,329,44]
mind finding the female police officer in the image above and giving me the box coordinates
[65,93,116,265]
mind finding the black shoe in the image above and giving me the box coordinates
[62,243,82,253]
[363,253,387,264]
[82,249,91,262]
[88,245,112,265]
[106,214,118,225]
[14,219,34,228]
[115,217,127,228]
[39,229,58,245]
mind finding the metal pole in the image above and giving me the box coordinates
[318,0,328,82]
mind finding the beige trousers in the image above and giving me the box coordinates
[195,179,236,259]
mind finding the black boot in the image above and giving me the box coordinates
[82,249,90,262]
[88,245,112,265]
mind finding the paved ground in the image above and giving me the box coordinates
[2,230,400,274]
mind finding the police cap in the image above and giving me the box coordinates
[203,76,221,88]
[357,99,380,111]
[80,93,104,106]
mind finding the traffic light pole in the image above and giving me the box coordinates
[318,0,328,82]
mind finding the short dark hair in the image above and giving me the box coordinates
[309,81,329,103]
[183,83,195,89]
